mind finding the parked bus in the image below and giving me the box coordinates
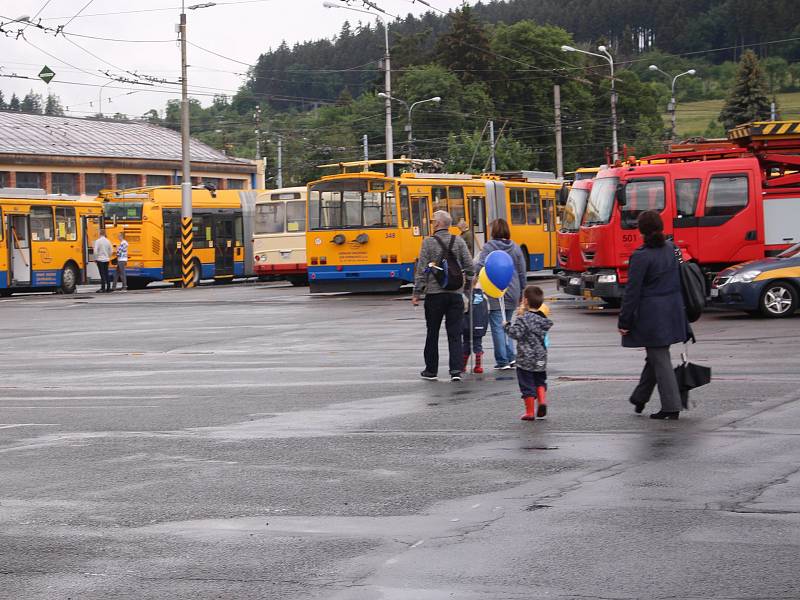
[252,187,308,285]
[100,186,257,289]
[305,166,561,293]
[0,188,103,296]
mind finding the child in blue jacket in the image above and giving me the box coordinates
[462,288,490,373]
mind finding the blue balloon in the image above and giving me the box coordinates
[485,250,514,290]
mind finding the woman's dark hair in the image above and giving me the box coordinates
[490,218,511,240]
[638,210,666,248]
[523,285,544,310]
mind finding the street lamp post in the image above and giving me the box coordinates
[562,44,619,162]
[378,93,441,158]
[648,65,696,142]
[323,1,394,175]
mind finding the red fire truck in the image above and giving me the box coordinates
[578,121,800,301]
[555,171,597,295]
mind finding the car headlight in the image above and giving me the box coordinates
[729,270,761,284]
[597,274,617,283]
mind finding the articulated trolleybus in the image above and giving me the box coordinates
[252,187,308,285]
[1,188,103,296]
[305,162,561,293]
[101,186,257,289]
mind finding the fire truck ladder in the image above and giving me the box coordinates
[729,121,800,188]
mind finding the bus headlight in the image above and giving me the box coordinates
[355,233,369,244]
[332,234,346,245]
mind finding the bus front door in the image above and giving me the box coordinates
[214,213,235,276]
[8,214,31,285]
[81,215,103,283]
[410,196,430,238]
[162,209,182,280]
[469,195,487,255]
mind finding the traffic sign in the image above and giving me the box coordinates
[38,66,55,84]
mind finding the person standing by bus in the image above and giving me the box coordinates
[93,229,113,293]
[111,231,128,292]
[475,218,527,369]
[412,210,474,382]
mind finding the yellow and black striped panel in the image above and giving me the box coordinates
[181,216,195,288]
[729,121,800,140]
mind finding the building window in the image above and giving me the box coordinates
[226,178,245,189]
[30,206,54,241]
[202,177,221,189]
[117,174,141,190]
[146,175,170,186]
[16,172,43,189]
[55,206,78,241]
[51,173,78,196]
[85,173,108,195]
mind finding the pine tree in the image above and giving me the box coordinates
[9,93,21,111]
[435,5,492,85]
[719,50,771,130]
[45,93,65,116]
[21,90,44,114]
[0,90,6,109]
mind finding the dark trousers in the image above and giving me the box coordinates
[461,329,484,355]
[517,368,547,398]
[97,261,110,291]
[424,293,464,375]
[630,346,682,412]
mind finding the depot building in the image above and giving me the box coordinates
[0,111,260,196]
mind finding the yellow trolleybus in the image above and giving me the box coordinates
[0,188,103,296]
[305,164,561,293]
[252,186,308,285]
[101,186,258,289]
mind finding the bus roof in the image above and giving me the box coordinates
[99,185,249,208]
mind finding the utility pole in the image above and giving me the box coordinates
[254,105,261,160]
[179,3,195,288]
[488,120,496,172]
[363,134,369,170]
[554,84,563,179]
[381,21,394,177]
[276,135,283,188]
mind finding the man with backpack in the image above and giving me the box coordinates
[412,210,475,382]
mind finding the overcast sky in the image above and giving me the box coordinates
[1,0,468,118]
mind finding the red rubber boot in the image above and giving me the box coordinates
[536,386,547,419]
[521,397,536,421]
[473,352,484,374]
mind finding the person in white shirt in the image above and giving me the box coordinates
[112,232,129,292]
[93,230,113,293]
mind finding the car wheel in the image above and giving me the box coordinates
[759,280,798,318]
[60,263,79,294]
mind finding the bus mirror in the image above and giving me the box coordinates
[616,183,627,207]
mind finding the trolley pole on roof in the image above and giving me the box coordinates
[179,3,195,288]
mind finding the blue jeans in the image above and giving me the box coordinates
[488,309,515,366]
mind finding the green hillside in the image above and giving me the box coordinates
[674,92,800,137]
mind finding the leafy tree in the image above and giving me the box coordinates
[21,90,44,114]
[445,129,535,173]
[763,56,788,94]
[44,93,64,116]
[719,50,771,129]
[142,109,162,124]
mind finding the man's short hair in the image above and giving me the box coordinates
[433,210,452,228]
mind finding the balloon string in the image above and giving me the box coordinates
[500,295,507,324]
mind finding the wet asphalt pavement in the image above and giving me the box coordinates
[1,280,799,600]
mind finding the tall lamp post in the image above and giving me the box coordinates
[323,1,395,176]
[562,44,619,162]
[378,93,441,158]
[648,65,696,142]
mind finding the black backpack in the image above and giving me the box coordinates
[431,234,465,291]
[675,247,705,322]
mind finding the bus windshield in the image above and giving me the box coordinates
[103,202,143,221]
[308,179,396,230]
[254,202,285,234]
[561,187,589,232]
[582,177,618,226]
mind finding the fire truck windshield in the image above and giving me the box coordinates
[582,177,618,225]
[561,187,589,232]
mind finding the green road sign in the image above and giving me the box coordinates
[39,66,55,84]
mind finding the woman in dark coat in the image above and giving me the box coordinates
[618,211,690,420]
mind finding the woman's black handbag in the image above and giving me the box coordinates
[674,344,711,409]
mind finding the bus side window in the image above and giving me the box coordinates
[55,206,77,241]
[431,187,447,213]
[526,189,541,225]
[30,206,55,242]
[399,186,411,228]
[675,179,702,217]
[704,175,749,217]
[447,187,465,223]
[510,189,525,224]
